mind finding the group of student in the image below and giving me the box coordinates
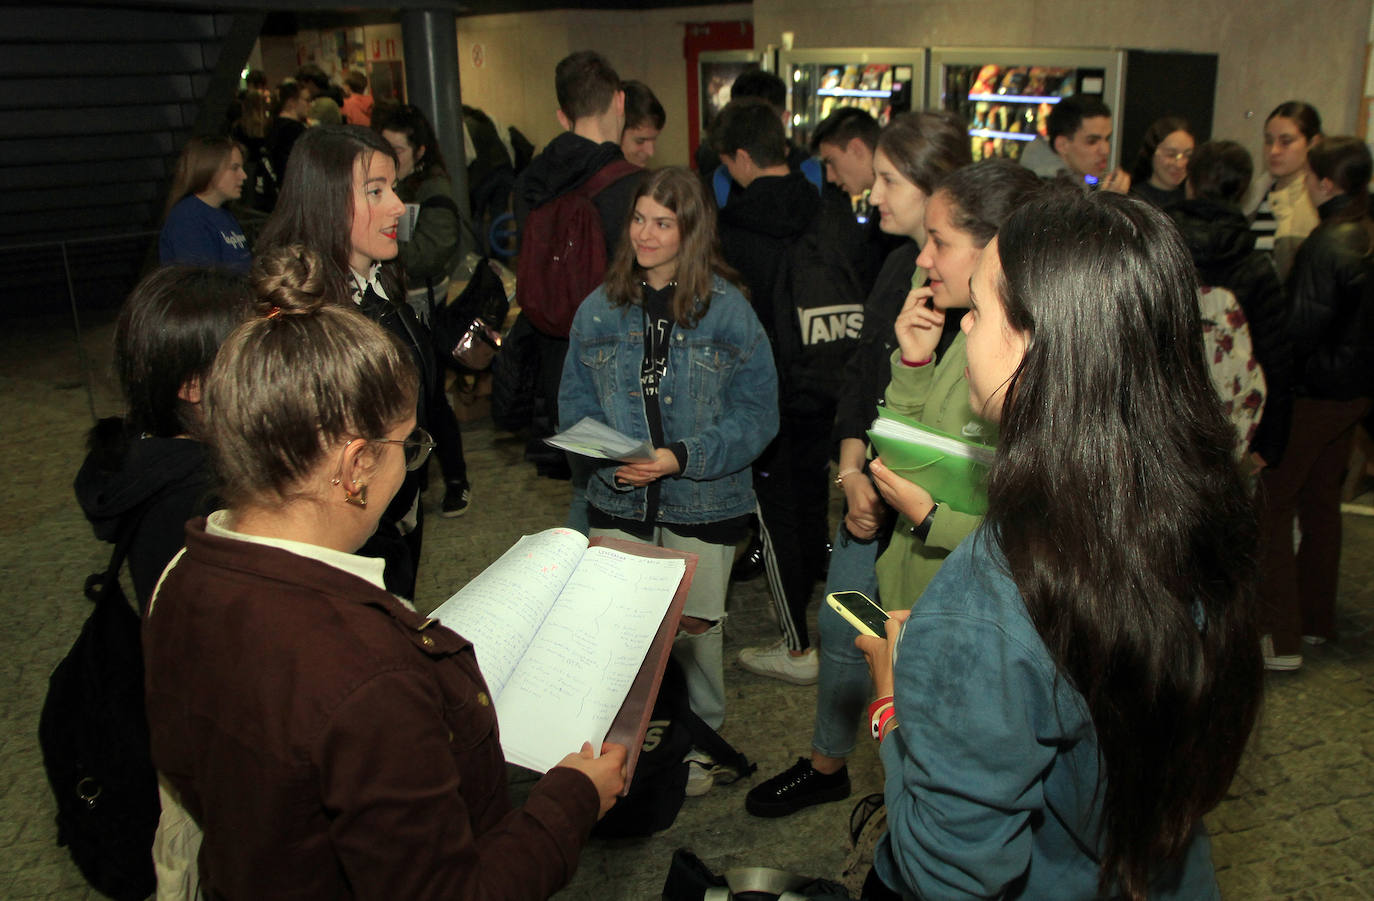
[81,40,1374,901]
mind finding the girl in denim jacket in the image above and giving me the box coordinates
[559,167,778,736]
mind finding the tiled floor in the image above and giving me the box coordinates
[2,311,1372,899]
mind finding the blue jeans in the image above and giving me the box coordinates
[811,522,882,759]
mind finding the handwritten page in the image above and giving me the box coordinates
[429,528,588,698]
[495,546,686,772]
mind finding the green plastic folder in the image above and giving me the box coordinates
[866,408,996,515]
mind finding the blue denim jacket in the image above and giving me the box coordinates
[559,276,779,524]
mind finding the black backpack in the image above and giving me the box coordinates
[592,658,754,839]
[770,203,868,420]
[38,509,160,901]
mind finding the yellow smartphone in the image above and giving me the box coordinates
[825,590,888,638]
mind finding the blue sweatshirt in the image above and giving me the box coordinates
[159,196,251,272]
[874,531,1220,900]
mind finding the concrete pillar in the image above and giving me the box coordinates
[400,9,472,235]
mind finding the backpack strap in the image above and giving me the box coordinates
[84,483,164,607]
[578,158,641,199]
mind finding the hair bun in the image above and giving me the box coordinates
[251,244,328,316]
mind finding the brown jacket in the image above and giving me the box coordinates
[143,518,600,900]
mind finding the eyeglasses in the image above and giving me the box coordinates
[1156,147,1193,163]
[371,426,437,471]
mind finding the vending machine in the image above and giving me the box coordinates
[928,47,1121,165]
[928,47,1217,170]
[778,47,927,150]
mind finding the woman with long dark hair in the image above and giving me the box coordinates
[1256,135,1374,669]
[1129,115,1194,209]
[1251,100,1323,279]
[158,136,251,271]
[559,166,777,740]
[256,125,471,597]
[859,191,1263,900]
[143,245,625,899]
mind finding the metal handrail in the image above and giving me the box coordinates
[9,230,162,423]
[0,229,159,254]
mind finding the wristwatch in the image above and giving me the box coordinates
[910,502,939,542]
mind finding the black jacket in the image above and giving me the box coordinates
[1172,197,1295,462]
[513,132,641,259]
[832,241,921,448]
[718,171,820,339]
[1286,194,1374,400]
[74,419,215,610]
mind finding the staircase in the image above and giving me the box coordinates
[0,4,263,315]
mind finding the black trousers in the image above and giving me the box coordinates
[754,411,834,651]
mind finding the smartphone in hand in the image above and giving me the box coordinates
[826,590,889,638]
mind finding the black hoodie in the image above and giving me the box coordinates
[74,418,215,610]
[513,132,642,259]
[1172,197,1294,463]
[717,171,821,338]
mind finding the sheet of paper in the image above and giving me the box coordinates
[429,528,588,698]
[495,546,685,772]
[544,417,656,462]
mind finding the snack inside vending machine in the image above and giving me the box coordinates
[929,47,1122,165]
[778,48,927,151]
[929,47,1217,173]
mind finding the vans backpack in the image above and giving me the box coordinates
[592,657,754,839]
[515,159,639,338]
[769,204,867,419]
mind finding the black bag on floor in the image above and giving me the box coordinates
[38,514,159,901]
[592,657,755,839]
[491,311,539,432]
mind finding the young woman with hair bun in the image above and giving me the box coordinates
[158,135,251,271]
[143,244,626,901]
[858,190,1262,901]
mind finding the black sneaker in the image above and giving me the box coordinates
[441,481,471,518]
[745,757,850,818]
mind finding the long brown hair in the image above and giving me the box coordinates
[989,191,1261,899]
[163,135,243,219]
[604,166,740,327]
[876,110,972,195]
[256,125,402,302]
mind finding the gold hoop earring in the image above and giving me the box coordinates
[344,480,368,508]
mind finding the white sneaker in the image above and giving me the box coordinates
[684,750,715,797]
[737,640,819,686]
[1260,634,1302,672]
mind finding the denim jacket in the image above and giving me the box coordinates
[559,276,779,524]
